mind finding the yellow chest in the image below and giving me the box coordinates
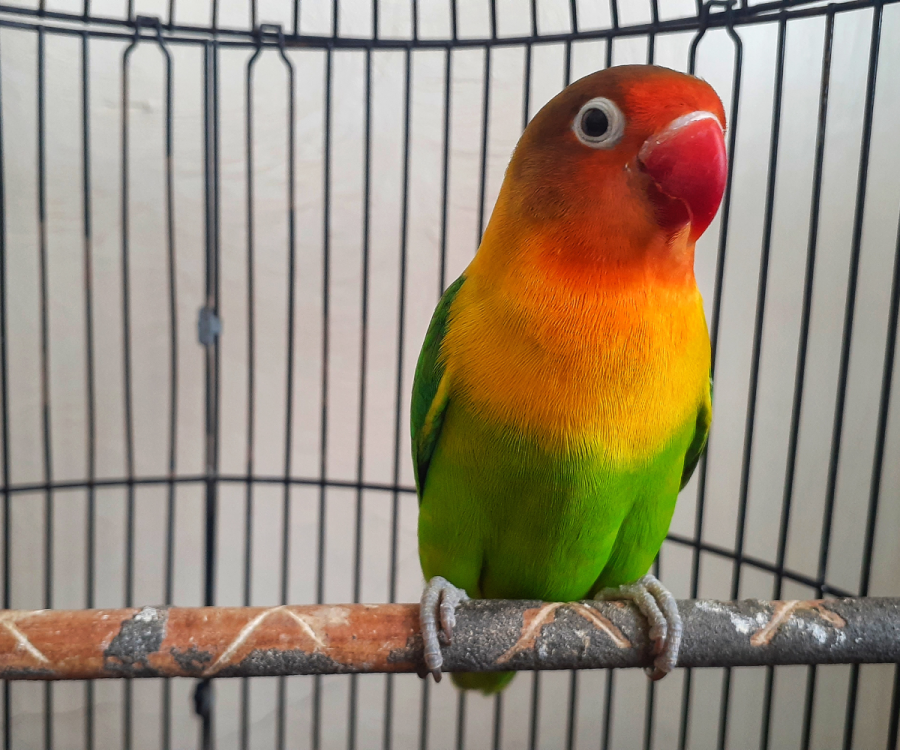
[441,276,711,462]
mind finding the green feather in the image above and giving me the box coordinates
[680,376,712,490]
[411,276,711,693]
[411,275,465,497]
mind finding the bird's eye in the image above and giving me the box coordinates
[573,97,625,149]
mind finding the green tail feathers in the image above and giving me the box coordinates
[450,671,516,694]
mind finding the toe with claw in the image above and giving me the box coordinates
[420,576,469,682]
[595,573,682,680]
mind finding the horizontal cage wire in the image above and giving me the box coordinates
[0,0,898,749]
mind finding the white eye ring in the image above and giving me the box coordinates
[572,97,626,149]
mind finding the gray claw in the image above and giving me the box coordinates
[420,576,469,682]
[596,573,682,680]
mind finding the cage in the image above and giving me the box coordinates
[0,0,899,747]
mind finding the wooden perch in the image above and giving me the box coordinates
[1,598,898,680]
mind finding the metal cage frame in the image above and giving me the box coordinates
[0,0,898,748]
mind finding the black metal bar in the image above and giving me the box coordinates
[476,45,490,241]
[312,43,333,750]
[528,673,539,750]
[384,43,413,750]
[718,16,787,749]
[348,41,372,750]
[760,13,834,750]
[0,17,10,748]
[845,19,894,750]
[643,556,661,750]
[799,655,817,750]
[121,26,140,750]
[0,18,8,747]
[3,0,900,47]
[491,692,502,750]
[808,6,881,749]
[35,26,55,750]
[265,26,297,750]
[681,8,743,749]
[888,663,900,750]
[647,0,659,64]
[197,36,220,750]
[157,19,177,749]
[844,39,897,750]
[419,680,430,750]
[565,670,577,750]
[455,690,466,750]
[602,670,615,750]
[241,33,264,750]
[80,26,97,750]
[605,0,620,67]
[815,0,881,603]
[420,42,454,750]
[875,229,900,750]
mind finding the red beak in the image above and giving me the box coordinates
[638,112,727,241]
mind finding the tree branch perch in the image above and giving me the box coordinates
[1,598,897,680]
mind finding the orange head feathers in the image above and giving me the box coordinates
[482,65,727,286]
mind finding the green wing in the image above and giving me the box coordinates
[410,275,466,498]
[680,376,712,490]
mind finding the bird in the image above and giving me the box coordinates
[411,64,726,693]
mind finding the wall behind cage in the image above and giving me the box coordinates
[1,0,900,748]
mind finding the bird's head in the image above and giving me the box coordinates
[495,65,727,280]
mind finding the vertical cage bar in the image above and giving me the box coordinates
[455,691,467,750]
[845,13,896,746]
[528,674,539,750]
[420,42,454,750]
[347,42,372,750]
[565,671,578,750]
[760,13,834,750]
[0,25,8,750]
[643,16,659,745]
[851,195,900,750]
[198,36,221,750]
[647,0,659,65]
[159,27,177,750]
[492,692,502,750]
[276,31,297,750]
[36,27,55,750]
[313,43,333,750]
[384,43,413,750]
[523,0,535,128]
[476,46,490,241]
[602,671,615,750]
[81,27,97,750]
[642,556,661,750]
[718,17,787,750]
[241,37,264,750]
[121,29,140,750]
[680,11,743,749]
[606,0,618,67]
[815,0,882,601]
[804,7,882,748]
[888,664,900,750]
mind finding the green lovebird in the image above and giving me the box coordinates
[411,65,727,693]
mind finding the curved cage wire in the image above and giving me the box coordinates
[0,0,898,747]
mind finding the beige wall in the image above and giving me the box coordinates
[1,0,899,747]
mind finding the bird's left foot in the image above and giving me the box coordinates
[420,576,470,682]
[595,574,682,680]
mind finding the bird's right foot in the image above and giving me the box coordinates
[595,573,682,680]
[420,576,469,682]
